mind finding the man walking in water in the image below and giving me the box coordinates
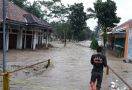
[90,46,107,90]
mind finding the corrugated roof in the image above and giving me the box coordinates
[113,19,132,31]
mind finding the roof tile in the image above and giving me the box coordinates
[0,0,51,30]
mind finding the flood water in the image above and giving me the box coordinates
[0,41,131,90]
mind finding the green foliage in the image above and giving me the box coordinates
[49,2,93,41]
[94,0,121,28]
[12,0,27,8]
[50,21,72,40]
[39,0,69,22]
[51,21,93,41]
[87,7,96,19]
[78,27,93,41]
[12,0,44,18]
[90,38,99,50]
[12,0,94,42]
[69,3,87,40]
[87,0,120,48]
[51,22,63,39]
[40,0,70,46]
[25,1,44,18]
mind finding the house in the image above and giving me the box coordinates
[107,19,132,61]
[0,0,52,51]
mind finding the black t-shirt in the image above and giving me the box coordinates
[91,53,107,73]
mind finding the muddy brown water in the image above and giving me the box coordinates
[0,41,131,90]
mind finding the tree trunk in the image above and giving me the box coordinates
[64,30,66,47]
[103,27,107,55]
[72,33,74,42]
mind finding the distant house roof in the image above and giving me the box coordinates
[23,14,50,28]
[113,19,132,31]
[0,0,52,30]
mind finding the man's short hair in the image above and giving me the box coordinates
[97,46,102,53]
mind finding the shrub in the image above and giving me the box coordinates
[90,38,99,50]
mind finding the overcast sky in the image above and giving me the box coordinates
[28,0,132,30]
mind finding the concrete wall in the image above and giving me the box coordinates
[127,28,132,60]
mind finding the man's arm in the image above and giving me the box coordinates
[103,56,107,67]
[91,55,94,65]
[103,56,109,75]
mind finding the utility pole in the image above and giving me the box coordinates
[2,1,10,90]
[3,0,7,72]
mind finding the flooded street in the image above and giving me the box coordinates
[0,41,132,90]
[25,43,93,90]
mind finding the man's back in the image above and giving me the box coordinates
[91,53,107,73]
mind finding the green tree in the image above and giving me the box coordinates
[95,0,120,28]
[87,0,120,51]
[69,3,87,41]
[90,37,99,50]
[25,1,44,18]
[78,27,93,41]
[40,0,69,46]
[50,22,63,40]
[39,0,69,21]
[50,21,72,41]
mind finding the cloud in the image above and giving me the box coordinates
[114,0,132,25]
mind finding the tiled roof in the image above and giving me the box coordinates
[23,14,51,28]
[0,0,28,23]
[8,1,28,22]
[113,19,132,30]
[23,14,38,24]
[0,0,51,30]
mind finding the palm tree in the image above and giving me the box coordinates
[87,8,100,39]
[87,8,96,19]
[87,0,102,20]
[87,0,120,55]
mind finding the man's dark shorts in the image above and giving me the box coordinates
[90,72,103,88]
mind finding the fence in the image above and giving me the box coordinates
[0,59,51,90]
